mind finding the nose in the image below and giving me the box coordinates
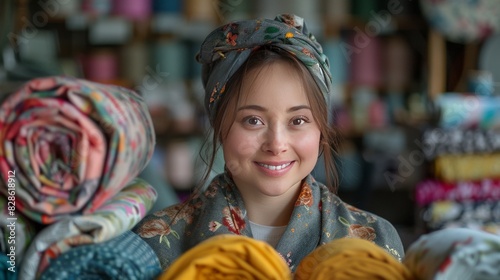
[262,125,288,155]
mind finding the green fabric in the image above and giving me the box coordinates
[132,173,404,272]
[196,14,332,124]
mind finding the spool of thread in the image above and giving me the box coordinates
[165,141,195,191]
[184,0,218,23]
[350,35,382,88]
[81,50,118,82]
[151,39,189,82]
[112,0,151,21]
[121,42,148,85]
[81,0,112,16]
[384,36,413,92]
[153,0,183,14]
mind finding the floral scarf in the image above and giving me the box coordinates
[133,173,404,272]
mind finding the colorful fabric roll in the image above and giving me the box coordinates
[19,178,157,280]
[295,237,414,280]
[415,179,500,207]
[158,234,292,280]
[39,231,162,280]
[0,76,155,224]
[404,228,500,279]
[420,128,500,160]
[434,154,500,182]
[1,196,37,263]
[196,14,332,124]
[422,200,500,234]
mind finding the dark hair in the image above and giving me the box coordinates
[199,46,340,192]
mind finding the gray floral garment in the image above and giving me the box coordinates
[132,173,404,272]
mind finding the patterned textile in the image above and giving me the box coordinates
[295,238,414,280]
[1,196,37,263]
[158,234,291,280]
[421,128,500,160]
[133,173,404,272]
[196,14,332,124]
[39,231,162,280]
[415,179,500,207]
[19,178,157,280]
[0,76,155,224]
[404,228,500,279]
[434,154,500,182]
[420,0,500,43]
[422,200,500,234]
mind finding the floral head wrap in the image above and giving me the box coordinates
[196,14,332,125]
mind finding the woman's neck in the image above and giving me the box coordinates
[237,184,302,227]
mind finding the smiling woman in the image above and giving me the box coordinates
[131,14,405,276]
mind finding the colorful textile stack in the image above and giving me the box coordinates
[0,76,157,279]
[416,94,500,235]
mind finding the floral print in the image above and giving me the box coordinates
[133,173,404,271]
[196,14,332,124]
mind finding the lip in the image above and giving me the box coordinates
[254,161,295,177]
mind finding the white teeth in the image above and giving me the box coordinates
[258,162,291,170]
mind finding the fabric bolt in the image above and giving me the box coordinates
[404,228,500,280]
[196,14,332,124]
[39,231,162,280]
[434,154,500,182]
[415,179,500,207]
[421,128,500,160]
[133,173,404,272]
[0,195,38,263]
[422,200,500,234]
[19,178,157,280]
[295,237,414,280]
[0,76,155,224]
[158,234,292,280]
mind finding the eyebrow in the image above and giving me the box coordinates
[237,105,311,112]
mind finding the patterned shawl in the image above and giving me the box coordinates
[133,173,404,272]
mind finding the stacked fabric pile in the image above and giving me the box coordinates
[416,93,500,235]
[0,76,160,279]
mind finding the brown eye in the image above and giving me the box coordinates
[291,118,306,126]
[244,116,263,126]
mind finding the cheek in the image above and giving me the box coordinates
[223,128,262,164]
[294,130,321,157]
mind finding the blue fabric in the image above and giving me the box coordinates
[39,231,161,280]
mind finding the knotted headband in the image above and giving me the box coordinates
[196,14,332,124]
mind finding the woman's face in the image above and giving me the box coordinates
[222,61,321,198]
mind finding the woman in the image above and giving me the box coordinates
[133,14,404,272]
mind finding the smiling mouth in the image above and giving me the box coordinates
[257,162,292,170]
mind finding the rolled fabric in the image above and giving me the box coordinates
[434,154,500,182]
[0,76,155,224]
[415,179,500,207]
[158,234,292,280]
[19,178,157,280]
[39,231,162,280]
[0,195,37,263]
[196,14,332,124]
[404,228,500,280]
[295,237,414,280]
[420,128,500,160]
[422,200,500,234]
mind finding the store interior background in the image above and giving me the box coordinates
[1,0,499,249]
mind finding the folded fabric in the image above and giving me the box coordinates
[19,178,157,280]
[421,128,500,160]
[294,237,414,280]
[39,231,162,280]
[415,179,500,207]
[158,234,292,280]
[422,200,500,234]
[404,228,500,280]
[434,154,500,182]
[0,76,155,224]
[1,195,38,263]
